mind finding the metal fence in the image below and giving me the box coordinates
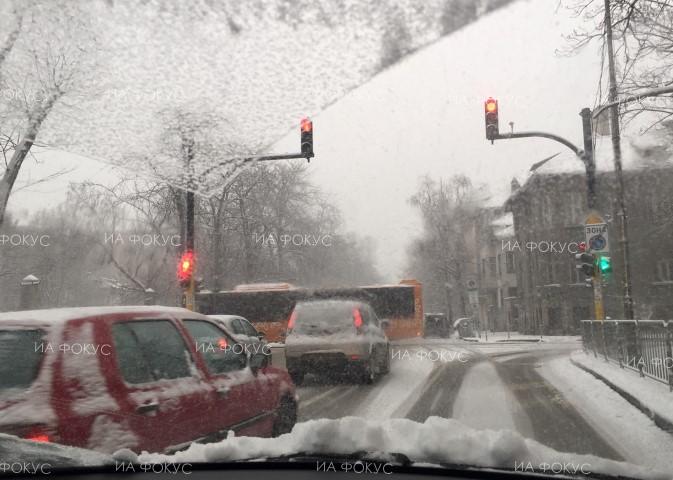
[581,320,673,391]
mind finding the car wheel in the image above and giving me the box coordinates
[381,346,391,375]
[272,396,297,437]
[289,369,304,386]
[360,357,376,384]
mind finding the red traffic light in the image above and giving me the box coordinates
[300,117,314,157]
[484,97,499,141]
[178,250,195,283]
[301,117,313,133]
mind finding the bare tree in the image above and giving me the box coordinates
[407,175,486,317]
[0,0,101,226]
[563,0,673,130]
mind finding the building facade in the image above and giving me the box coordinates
[506,152,673,334]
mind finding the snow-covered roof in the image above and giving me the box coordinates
[507,130,673,204]
[531,132,673,177]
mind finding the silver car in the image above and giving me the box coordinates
[207,315,267,354]
[284,299,390,385]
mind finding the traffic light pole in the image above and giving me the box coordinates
[489,111,607,320]
[184,190,195,311]
[580,108,597,209]
[591,85,673,321]
[593,270,605,321]
[180,119,315,311]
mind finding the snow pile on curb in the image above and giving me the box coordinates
[571,351,673,428]
[121,417,670,479]
[539,355,673,473]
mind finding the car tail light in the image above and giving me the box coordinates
[353,308,363,333]
[287,310,297,333]
[25,433,50,443]
[217,337,228,350]
[23,426,53,443]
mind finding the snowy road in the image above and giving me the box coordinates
[294,338,671,467]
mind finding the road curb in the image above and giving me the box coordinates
[569,357,673,435]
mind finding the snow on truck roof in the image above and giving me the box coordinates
[0,305,199,326]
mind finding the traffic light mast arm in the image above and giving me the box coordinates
[197,118,314,181]
[491,131,581,156]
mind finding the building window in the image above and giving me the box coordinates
[572,306,590,321]
[541,196,553,226]
[505,252,515,273]
[546,261,554,284]
[507,287,518,298]
[488,257,497,276]
[656,259,673,282]
[547,307,562,330]
[569,192,584,224]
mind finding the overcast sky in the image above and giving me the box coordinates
[9,0,603,282]
[273,0,603,280]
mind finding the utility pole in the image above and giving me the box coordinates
[580,108,596,209]
[604,0,634,320]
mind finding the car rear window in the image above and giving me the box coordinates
[0,329,45,390]
[293,301,359,335]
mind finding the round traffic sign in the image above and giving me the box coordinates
[589,234,606,251]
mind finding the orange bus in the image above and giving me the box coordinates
[196,279,423,342]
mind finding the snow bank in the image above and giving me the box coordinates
[125,417,670,479]
[0,434,112,467]
[539,356,673,474]
[571,351,673,430]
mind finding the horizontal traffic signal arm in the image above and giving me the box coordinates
[197,118,315,181]
[483,97,580,156]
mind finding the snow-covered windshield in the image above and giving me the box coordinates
[1,0,673,478]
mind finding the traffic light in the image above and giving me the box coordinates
[178,250,195,287]
[484,97,499,142]
[575,252,596,277]
[300,117,313,158]
[597,255,612,274]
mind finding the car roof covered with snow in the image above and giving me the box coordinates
[0,305,204,326]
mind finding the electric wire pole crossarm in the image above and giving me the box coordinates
[179,117,315,311]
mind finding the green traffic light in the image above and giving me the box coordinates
[598,256,612,273]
